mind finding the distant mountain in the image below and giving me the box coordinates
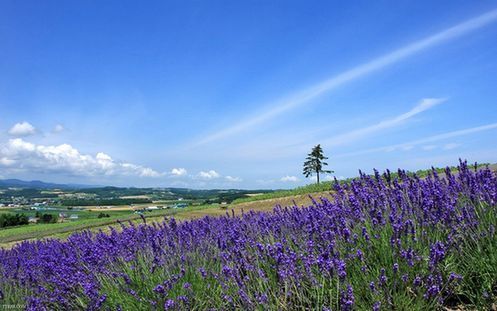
[0,179,101,189]
[0,179,273,193]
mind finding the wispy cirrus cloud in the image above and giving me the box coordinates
[443,143,461,150]
[194,9,497,145]
[335,122,497,158]
[319,98,445,147]
[422,145,437,151]
[227,98,444,160]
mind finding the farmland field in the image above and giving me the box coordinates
[0,191,336,249]
[0,205,218,248]
[1,162,496,310]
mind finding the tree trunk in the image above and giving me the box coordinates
[316,170,320,184]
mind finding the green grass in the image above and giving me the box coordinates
[0,217,125,243]
[0,204,219,246]
[0,208,131,220]
[232,181,335,205]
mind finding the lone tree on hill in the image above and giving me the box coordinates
[303,144,333,184]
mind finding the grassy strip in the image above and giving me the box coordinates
[0,217,135,244]
[232,182,335,205]
[0,205,218,246]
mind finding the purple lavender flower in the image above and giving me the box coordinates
[183,282,192,290]
[198,267,207,278]
[448,272,462,282]
[153,284,166,294]
[424,285,440,299]
[369,281,376,292]
[94,294,107,309]
[340,285,355,311]
[413,276,422,287]
[256,292,268,304]
[393,263,399,273]
[164,299,175,310]
[429,242,446,269]
[379,268,387,286]
[336,259,347,280]
[356,249,364,261]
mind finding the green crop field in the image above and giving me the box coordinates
[0,204,220,248]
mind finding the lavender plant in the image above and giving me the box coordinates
[1,160,496,310]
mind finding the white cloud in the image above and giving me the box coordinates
[0,157,16,166]
[198,170,220,179]
[171,168,187,176]
[322,175,337,182]
[0,138,163,178]
[308,174,336,183]
[194,9,497,145]
[8,122,37,137]
[53,124,65,133]
[422,145,437,150]
[401,145,414,151]
[280,175,299,182]
[225,175,242,182]
[169,168,242,183]
[443,143,461,150]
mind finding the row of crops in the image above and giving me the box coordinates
[0,161,496,309]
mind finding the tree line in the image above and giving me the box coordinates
[0,212,59,228]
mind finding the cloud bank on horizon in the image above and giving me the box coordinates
[0,138,243,186]
[1,2,497,188]
[0,138,163,178]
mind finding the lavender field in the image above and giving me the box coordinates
[1,161,496,310]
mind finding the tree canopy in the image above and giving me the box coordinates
[303,144,332,184]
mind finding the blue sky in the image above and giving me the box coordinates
[1,1,497,189]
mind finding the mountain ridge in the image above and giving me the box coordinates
[0,179,100,189]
